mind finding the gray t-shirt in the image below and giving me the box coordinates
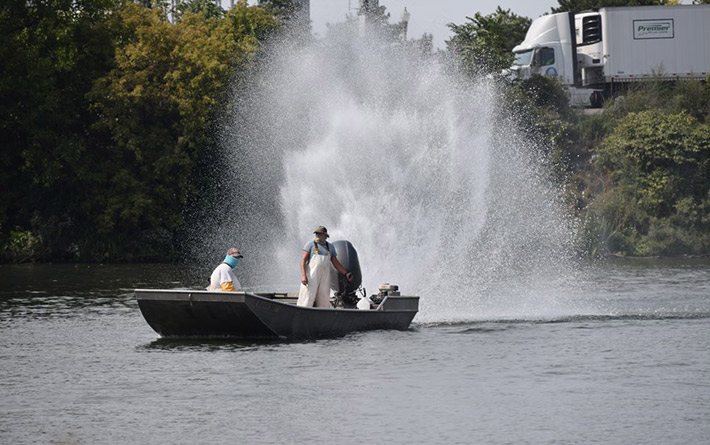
[303,241,336,263]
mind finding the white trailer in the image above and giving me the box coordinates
[509,5,710,107]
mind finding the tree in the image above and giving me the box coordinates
[447,7,531,74]
[414,33,434,56]
[0,0,282,261]
[84,1,280,259]
[174,0,225,20]
[588,110,710,255]
[258,0,303,22]
[0,0,121,259]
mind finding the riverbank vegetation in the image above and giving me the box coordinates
[1,0,280,262]
[526,77,710,257]
[448,1,710,257]
[1,0,708,261]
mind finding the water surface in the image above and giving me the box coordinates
[1,259,708,444]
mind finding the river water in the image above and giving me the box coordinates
[1,259,708,444]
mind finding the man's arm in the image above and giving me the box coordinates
[220,268,237,292]
[331,256,353,282]
[300,251,310,285]
[221,281,236,292]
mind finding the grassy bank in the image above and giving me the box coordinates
[516,76,710,257]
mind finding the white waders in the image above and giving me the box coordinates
[297,248,332,308]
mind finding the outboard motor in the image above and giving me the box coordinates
[330,240,362,308]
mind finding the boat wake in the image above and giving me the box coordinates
[419,311,710,330]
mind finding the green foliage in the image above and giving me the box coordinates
[501,71,710,257]
[84,1,279,252]
[259,0,306,24]
[520,75,572,115]
[496,68,710,257]
[0,0,280,262]
[0,230,43,263]
[359,1,391,27]
[669,78,710,122]
[4,0,709,261]
[598,111,708,213]
[584,109,710,255]
[174,0,225,20]
[0,0,122,261]
[447,7,531,74]
[412,33,434,55]
[0,0,116,187]
[501,76,581,182]
[446,5,710,257]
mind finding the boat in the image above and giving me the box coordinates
[136,239,419,339]
[134,289,419,339]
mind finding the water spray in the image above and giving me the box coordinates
[208,28,584,322]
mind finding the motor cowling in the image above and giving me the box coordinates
[330,240,362,307]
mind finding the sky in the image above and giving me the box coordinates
[238,1,560,48]
[242,1,701,49]
[308,0,561,48]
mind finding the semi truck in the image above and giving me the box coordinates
[508,5,710,107]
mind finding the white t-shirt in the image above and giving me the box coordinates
[208,263,241,291]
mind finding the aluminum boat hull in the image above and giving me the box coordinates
[135,289,419,339]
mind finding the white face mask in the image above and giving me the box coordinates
[315,234,327,245]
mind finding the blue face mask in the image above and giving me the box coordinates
[224,255,239,269]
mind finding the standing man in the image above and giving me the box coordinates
[298,226,353,307]
[207,247,243,292]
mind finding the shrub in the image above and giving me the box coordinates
[1,230,42,263]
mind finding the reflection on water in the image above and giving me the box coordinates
[1,258,709,322]
[0,295,134,321]
[0,263,190,297]
[141,337,292,352]
[0,264,189,320]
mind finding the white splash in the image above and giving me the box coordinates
[215,32,585,322]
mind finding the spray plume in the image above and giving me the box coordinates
[202,28,586,322]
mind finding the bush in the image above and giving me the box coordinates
[1,230,42,263]
[580,109,710,256]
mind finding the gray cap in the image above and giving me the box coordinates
[313,226,329,238]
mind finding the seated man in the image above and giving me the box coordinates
[207,247,243,292]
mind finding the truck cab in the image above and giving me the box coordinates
[509,11,603,107]
[511,46,562,79]
[510,13,576,86]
